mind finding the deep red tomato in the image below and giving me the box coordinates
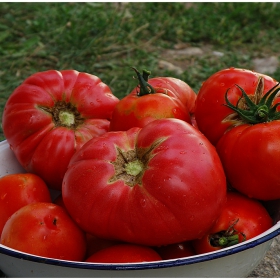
[0,202,86,261]
[192,192,273,254]
[154,241,195,260]
[0,173,51,234]
[62,118,227,246]
[2,70,119,190]
[216,121,280,200]
[194,67,279,145]
[85,234,120,259]
[85,244,162,263]
[110,68,196,131]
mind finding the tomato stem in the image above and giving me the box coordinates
[224,78,280,124]
[59,111,75,126]
[218,234,239,246]
[131,67,156,96]
[39,101,84,128]
[125,159,144,176]
[209,219,246,248]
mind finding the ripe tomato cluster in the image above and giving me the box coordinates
[0,67,277,263]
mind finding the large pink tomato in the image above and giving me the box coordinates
[2,70,119,190]
[62,118,227,246]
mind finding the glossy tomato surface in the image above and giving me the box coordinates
[85,244,162,263]
[0,202,86,261]
[62,118,227,246]
[2,70,119,190]
[192,192,273,254]
[216,121,280,200]
[194,67,279,145]
[0,173,51,234]
[110,69,196,131]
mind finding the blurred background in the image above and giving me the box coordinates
[1,2,280,138]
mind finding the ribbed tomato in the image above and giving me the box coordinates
[62,118,226,246]
[2,70,119,190]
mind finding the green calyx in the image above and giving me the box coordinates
[124,159,144,176]
[59,111,75,126]
[225,78,280,124]
[209,219,246,248]
[132,67,156,96]
[217,234,239,247]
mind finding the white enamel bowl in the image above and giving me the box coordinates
[0,140,279,278]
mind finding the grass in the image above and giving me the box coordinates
[1,2,280,140]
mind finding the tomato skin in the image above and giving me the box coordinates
[154,241,195,260]
[145,77,197,113]
[85,234,120,259]
[85,244,162,263]
[0,202,86,261]
[216,121,280,200]
[0,173,51,234]
[110,75,196,131]
[2,70,119,190]
[194,68,279,145]
[62,118,227,246]
[192,192,273,254]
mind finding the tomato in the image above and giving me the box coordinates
[85,234,120,258]
[154,241,195,260]
[85,244,162,263]
[194,67,279,145]
[62,118,227,246]
[192,192,273,254]
[0,202,86,261]
[0,173,51,234]
[2,70,119,190]
[110,68,196,131]
[216,121,280,200]
[53,196,120,258]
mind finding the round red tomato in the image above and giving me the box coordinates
[85,244,162,263]
[216,121,280,200]
[154,241,195,260]
[194,67,279,145]
[2,70,119,190]
[192,192,273,254]
[62,118,227,246]
[110,68,196,131]
[85,234,120,259]
[0,173,51,234]
[1,202,86,261]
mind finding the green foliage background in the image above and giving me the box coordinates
[1,2,280,139]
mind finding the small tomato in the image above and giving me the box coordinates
[85,244,162,263]
[192,192,273,254]
[1,202,86,261]
[110,68,196,131]
[0,173,51,234]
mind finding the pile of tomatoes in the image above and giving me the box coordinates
[0,67,278,263]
